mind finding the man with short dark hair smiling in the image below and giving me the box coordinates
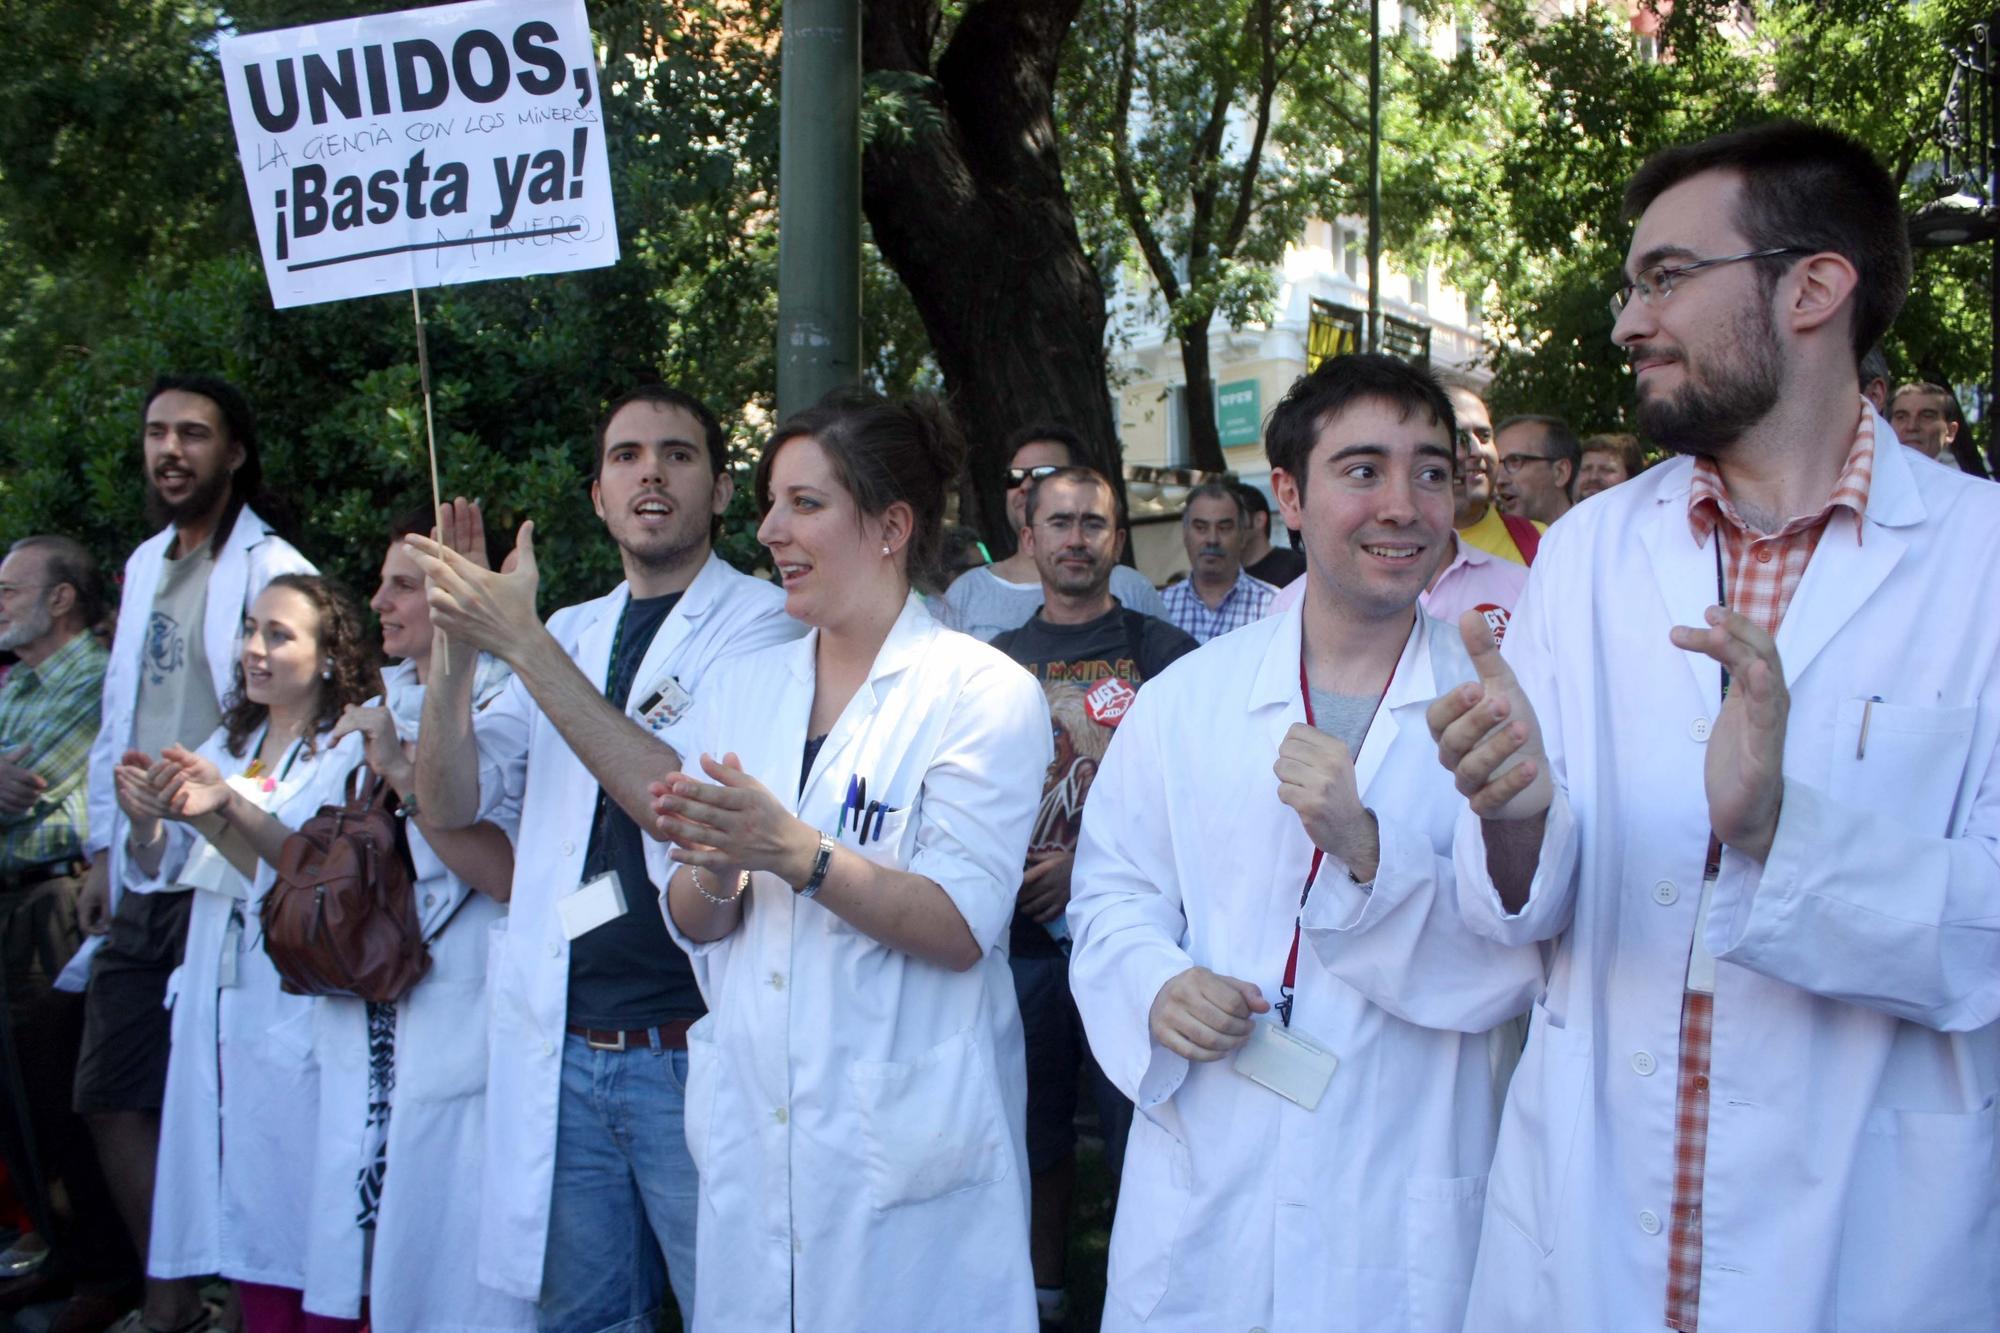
[1070,353,1540,1331]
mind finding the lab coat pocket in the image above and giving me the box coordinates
[848,1025,1010,1211]
[1828,700,1976,835]
[1485,998,1588,1258]
[842,807,913,870]
[263,999,318,1065]
[1106,1112,1190,1320]
[1835,1097,2000,1331]
[1404,1174,1485,1333]
[682,1015,720,1181]
[397,979,490,1103]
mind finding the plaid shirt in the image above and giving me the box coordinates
[1160,570,1277,644]
[1666,404,1875,1330]
[0,631,110,879]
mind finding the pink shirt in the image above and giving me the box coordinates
[1267,535,1529,645]
[1421,535,1529,645]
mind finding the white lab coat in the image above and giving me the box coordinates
[304,661,533,1333]
[1068,601,1547,1333]
[149,725,363,1288]
[653,594,1050,1333]
[474,553,800,1301]
[1456,413,2000,1333]
[61,509,313,991]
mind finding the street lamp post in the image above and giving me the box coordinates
[1909,12,2000,477]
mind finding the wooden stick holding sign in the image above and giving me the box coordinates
[411,285,443,524]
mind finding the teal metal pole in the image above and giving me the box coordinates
[1367,0,1382,354]
[776,0,862,418]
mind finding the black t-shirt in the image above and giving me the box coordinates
[568,591,701,1029]
[991,603,1198,958]
[1246,543,1307,588]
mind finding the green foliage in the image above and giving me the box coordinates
[1422,0,1996,433]
[0,0,875,616]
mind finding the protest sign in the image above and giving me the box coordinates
[220,0,618,309]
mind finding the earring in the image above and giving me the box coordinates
[321,665,333,680]
[881,544,892,557]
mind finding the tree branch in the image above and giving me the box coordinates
[1110,0,1184,309]
[1219,0,1279,260]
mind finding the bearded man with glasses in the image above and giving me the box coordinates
[1436,120,2000,1333]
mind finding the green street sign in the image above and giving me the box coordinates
[1216,378,1262,447]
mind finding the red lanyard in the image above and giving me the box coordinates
[1277,643,1395,1027]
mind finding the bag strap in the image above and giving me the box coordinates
[1500,511,1541,565]
[1121,609,1152,676]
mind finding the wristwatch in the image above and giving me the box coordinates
[796,834,835,900]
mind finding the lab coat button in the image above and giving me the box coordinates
[1688,717,1712,743]
[548,940,561,958]
[769,972,786,991]
[1639,1209,1662,1235]
[1652,879,1678,905]
[541,1040,554,1056]
[774,1107,789,1125]
[562,839,575,857]
[1631,1051,1657,1076]
[423,893,436,909]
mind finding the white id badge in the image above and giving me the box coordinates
[1233,1019,1339,1110]
[635,677,694,732]
[1686,870,1720,996]
[558,871,628,940]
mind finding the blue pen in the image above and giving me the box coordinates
[840,775,859,834]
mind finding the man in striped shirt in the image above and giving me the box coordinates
[0,536,129,1317]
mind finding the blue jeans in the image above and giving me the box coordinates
[537,1032,698,1333]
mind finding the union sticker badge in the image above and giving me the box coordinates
[1083,676,1139,727]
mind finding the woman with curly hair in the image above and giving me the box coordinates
[113,573,377,1333]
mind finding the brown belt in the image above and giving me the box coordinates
[565,1020,692,1052]
[0,858,84,894]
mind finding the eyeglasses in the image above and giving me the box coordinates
[1610,247,1809,318]
[1497,453,1556,476]
[1005,465,1062,488]
[1034,514,1113,539]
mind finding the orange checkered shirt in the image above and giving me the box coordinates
[1666,403,1875,1330]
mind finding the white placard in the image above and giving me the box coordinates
[220,0,618,309]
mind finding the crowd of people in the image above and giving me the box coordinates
[0,118,1993,1333]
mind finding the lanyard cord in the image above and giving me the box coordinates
[1277,641,1396,1028]
[1704,537,1729,881]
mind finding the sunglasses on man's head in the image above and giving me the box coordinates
[1006,465,1062,487]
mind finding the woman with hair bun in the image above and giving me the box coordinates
[649,395,1050,1331]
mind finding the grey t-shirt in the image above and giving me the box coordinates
[132,544,222,758]
[1308,688,1380,756]
[942,563,1170,642]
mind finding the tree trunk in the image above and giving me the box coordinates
[860,0,1123,553]
[1177,319,1227,473]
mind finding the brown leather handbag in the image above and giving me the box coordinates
[262,770,430,1002]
